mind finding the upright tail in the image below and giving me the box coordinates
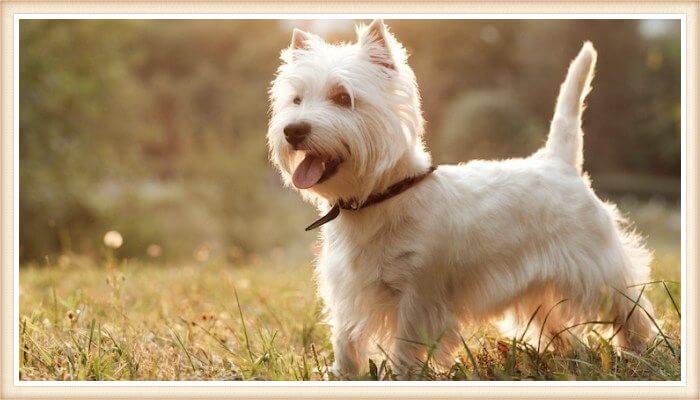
[545,42,597,174]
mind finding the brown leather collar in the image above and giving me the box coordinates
[305,166,437,231]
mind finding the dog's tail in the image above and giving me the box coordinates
[545,42,597,174]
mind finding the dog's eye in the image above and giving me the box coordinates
[331,92,352,108]
[293,96,302,105]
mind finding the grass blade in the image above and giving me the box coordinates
[661,281,681,319]
[233,286,255,364]
[520,304,542,343]
[168,325,197,373]
[537,299,568,353]
[459,334,481,380]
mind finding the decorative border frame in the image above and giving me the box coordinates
[1,1,697,398]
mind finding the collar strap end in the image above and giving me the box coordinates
[305,204,341,231]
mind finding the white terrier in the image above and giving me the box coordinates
[267,20,654,378]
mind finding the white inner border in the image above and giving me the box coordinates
[12,13,687,388]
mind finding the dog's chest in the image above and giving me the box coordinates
[322,210,425,294]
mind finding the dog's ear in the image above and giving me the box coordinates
[357,19,396,70]
[290,28,312,50]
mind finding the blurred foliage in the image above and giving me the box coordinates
[387,20,681,174]
[19,19,680,263]
[435,89,545,162]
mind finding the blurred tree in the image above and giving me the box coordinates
[408,20,680,176]
[435,89,545,163]
[20,20,146,260]
[390,20,522,138]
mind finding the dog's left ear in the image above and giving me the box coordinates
[357,19,396,70]
[290,28,312,50]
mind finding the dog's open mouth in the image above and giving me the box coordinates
[292,154,341,189]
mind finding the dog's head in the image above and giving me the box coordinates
[267,20,429,204]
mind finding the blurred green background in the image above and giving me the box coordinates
[19,19,681,265]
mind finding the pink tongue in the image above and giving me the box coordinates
[292,155,325,189]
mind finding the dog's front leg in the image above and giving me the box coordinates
[392,289,460,379]
[329,324,367,378]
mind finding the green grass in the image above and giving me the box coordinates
[19,199,681,381]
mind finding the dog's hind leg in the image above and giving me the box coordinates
[604,213,655,352]
[608,247,655,352]
[611,285,654,352]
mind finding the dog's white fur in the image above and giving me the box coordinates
[267,20,654,377]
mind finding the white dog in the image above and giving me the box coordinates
[267,20,654,378]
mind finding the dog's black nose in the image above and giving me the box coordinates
[284,122,311,147]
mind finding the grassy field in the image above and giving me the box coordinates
[19,199,681,381]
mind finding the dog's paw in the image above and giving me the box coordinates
[329,363,353,380]
[390,364,420,381]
